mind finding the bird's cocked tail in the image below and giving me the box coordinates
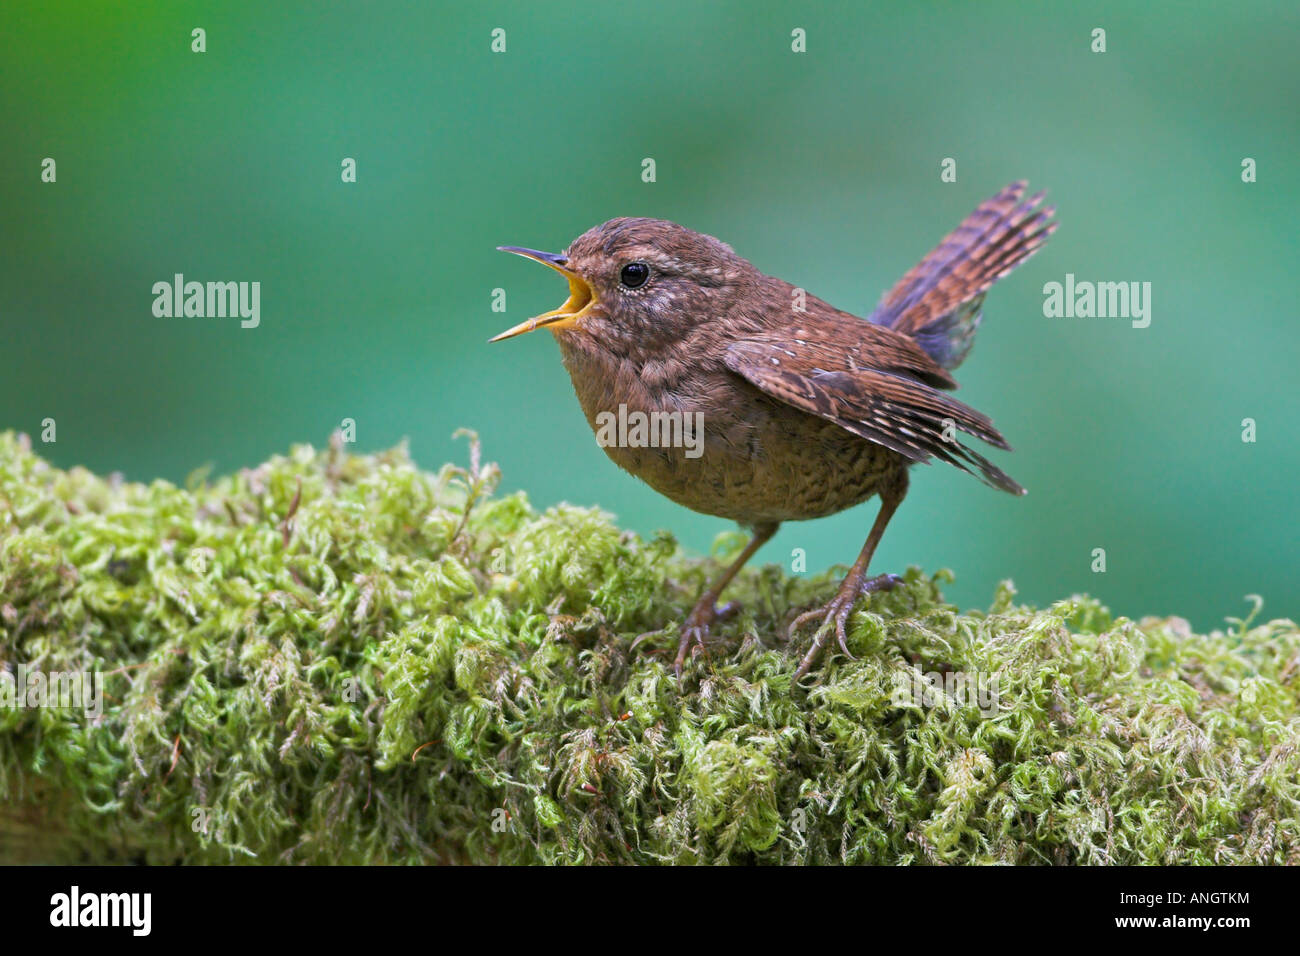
[869,181,1057,370]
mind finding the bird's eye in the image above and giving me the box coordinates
[619,262,650,289]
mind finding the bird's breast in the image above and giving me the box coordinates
[555,333,900,524]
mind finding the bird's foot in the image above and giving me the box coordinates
[674,600,742,676]
[788,572,902,681]
[634,599,740,677]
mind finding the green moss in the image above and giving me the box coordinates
[0,430,1296,864]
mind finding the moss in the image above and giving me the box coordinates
[0,429,1296,864]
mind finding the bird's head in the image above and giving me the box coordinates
[492,218,754,349]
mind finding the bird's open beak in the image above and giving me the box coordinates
[490,246,597,342]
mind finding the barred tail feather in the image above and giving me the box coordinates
[869,181,1057,370]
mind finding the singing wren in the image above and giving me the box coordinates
[494,182,1056,680]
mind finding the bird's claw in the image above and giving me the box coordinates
[789,573,902,681]
[672,619,712,677]
[672,600,743,676]
[634,601,741,678]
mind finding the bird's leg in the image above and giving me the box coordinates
[790,471,908,681]
[670,521,778,676]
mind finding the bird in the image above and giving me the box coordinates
[493,181,1056,681]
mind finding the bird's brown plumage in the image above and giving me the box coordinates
[498,181,1056,678]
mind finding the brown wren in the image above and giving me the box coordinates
[494,182,1056,681]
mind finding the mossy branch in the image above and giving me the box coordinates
[0,430,1296,864]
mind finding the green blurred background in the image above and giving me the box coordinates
[3,1,1296,630]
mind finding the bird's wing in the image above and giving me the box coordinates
[722,330,1025,494]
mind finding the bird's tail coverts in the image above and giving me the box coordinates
[869,181,1057,370]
